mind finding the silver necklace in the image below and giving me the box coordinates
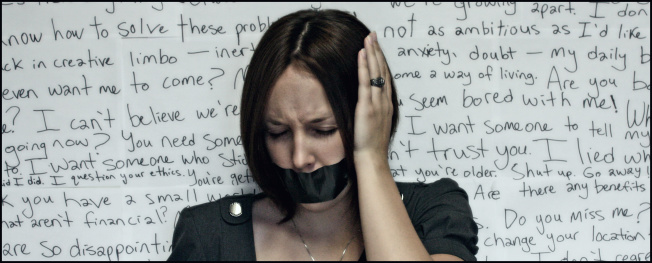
[291,218,357,261]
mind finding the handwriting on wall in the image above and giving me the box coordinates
[2,2,649,261]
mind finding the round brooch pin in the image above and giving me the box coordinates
[229,202,242,217]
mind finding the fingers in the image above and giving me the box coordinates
[365,33,382,80]
[371,32,392,104]
[364,33,384,107]
[359,31,393,116]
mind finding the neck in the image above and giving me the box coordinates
[292,180,360,240]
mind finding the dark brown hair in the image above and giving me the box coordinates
[240,9,399,223]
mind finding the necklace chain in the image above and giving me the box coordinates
[291,218,357,261]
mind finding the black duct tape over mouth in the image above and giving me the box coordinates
[275,159,348,204]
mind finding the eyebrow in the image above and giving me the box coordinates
[308,116,331,124]
[266,115,334,125]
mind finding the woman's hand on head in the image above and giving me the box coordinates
[354,31,393,161]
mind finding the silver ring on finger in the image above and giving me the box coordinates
[370,77,385,88]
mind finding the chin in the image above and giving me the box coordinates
[298,179,353,212]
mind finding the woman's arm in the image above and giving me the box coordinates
[354,31,464,261]
[356,152,456,261]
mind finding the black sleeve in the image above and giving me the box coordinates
[409,178,479,261]
[168,207,209,261]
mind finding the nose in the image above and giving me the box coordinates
[291,132,315,172]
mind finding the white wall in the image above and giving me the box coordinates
[2,2,650,261]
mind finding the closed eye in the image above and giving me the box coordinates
[313,129,337,137]
[266,130,287,139]
[266,129,337,140]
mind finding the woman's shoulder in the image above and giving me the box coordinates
[181,193,262,225]
[397,178,479,260]
[170,193,262,261]
[396,178,472,217]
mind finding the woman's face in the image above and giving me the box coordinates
[264,65,345,174]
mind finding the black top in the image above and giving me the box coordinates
[167,178,479,261]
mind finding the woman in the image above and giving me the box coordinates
[168,9,478,261]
